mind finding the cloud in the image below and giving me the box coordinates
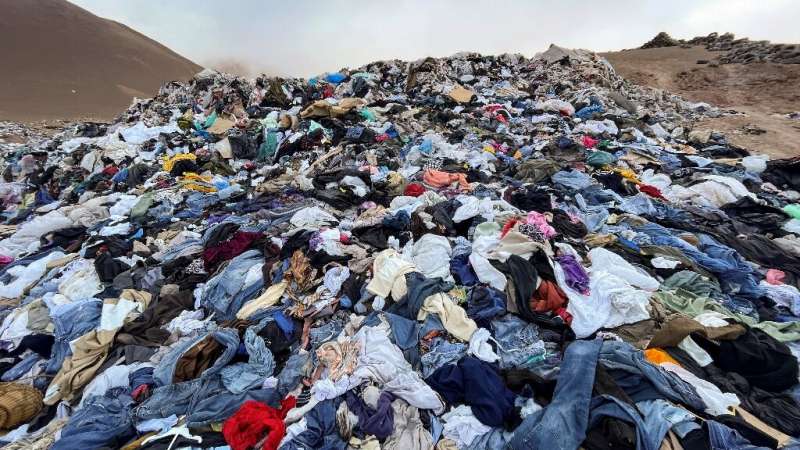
[69,0,800,77]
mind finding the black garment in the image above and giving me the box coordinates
[667,347,800,437]
[84,236,133,258]
[712,230,800,287]
[679,427,711,450]
[428,199,462,235]
[0,334,54,359]
[94,251,132,283]
[506,186,553,212]
[694,328,799,392]
[116,291,195,346]
[551,209,587,238]
[583,365,638,450]
[720,196,790,235]
[762,156,800,190]
[169,159,199,176]
[493,255,568,333]
[203,222,240,248]
[714,414,779,449]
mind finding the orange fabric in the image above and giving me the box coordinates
[422,169,471,191]
[644,348,681,367]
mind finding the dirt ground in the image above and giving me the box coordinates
[602,46,800,158]
[0,0,201,122]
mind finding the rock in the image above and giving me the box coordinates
[641,32,681,49]
[688,129,712,144]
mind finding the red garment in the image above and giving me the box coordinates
[203,231,263,271]
[500,218,519,238]
[638,184,667,200]
[131,384,150,402]
[322,85,334,99]
[375,133,390,142]
[404,183,426,197]
[530,280,568,314]
[223,397,297,450]
[103,166,120,176]
[581,135,598,148]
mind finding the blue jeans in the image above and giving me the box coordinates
[707,420,770,450]
[507,339,602,450]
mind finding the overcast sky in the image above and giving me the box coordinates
[71,0,800,77]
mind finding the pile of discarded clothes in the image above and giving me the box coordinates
[0,47,799,450]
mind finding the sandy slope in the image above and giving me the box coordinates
[602,46,800,158]
[0,0,202,121]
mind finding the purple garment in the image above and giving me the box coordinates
[344,390,395,439]
[557,254,590,294]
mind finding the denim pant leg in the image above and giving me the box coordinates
[507,339,602,450]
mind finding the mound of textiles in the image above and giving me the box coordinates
[0,47,799,450]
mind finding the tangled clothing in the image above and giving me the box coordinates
[203,231,263,271]
[653,290,800,342]
[366,249,417,300]
[237,281,288,319]
[45,291,150,404]
[223,397,297,450]
[423,169,471,191]
[563,269,652,339]
[588,247,659,291]
[508,339,602,450]
[346,322,444,412]
[317,340,361,381]
[116,290,195,347]
[344,388,395,439]
[382,399,434,450]
[51,391,134,450]
[427,356,518,428]
[694,328,799,392]
[648,316,746,349]
[491,230,549,262]
[659,362,740,416]
[418,293,478,342]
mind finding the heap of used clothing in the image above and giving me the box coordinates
[0,46,800,450]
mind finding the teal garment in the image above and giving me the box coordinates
[203,110,217,129]
[784,204,800,220]
[257,131,278,162]
[585,150,617,167]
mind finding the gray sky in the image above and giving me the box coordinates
[71,0,800,77]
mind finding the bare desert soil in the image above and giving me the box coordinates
[602,46,800,157]
[0,0,201,122]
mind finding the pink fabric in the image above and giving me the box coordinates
[582,135,599,148]
[525,211,556,239]
[766,269,786,285]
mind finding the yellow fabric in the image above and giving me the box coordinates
[418,293,477,342]
[181,172,217,192]
[162,153,197,173]
[614,167,641,184]
[237,281,288,319]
